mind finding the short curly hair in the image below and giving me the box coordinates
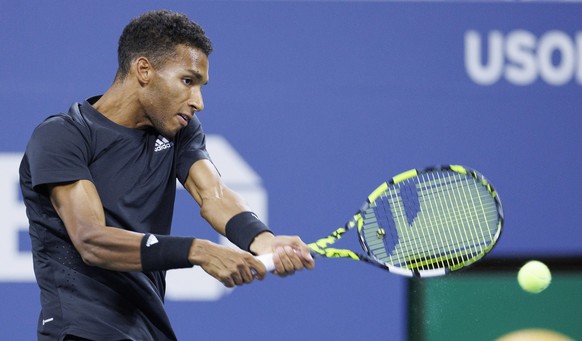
[116,9,213,79]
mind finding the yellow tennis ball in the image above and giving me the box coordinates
[517,260,551,294]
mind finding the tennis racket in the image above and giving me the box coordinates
[257,165,503,277]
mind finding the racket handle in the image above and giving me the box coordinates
[256,253,275,272]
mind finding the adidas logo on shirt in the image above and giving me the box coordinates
[154,136,173,152]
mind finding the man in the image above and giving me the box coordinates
[19,9,314,341]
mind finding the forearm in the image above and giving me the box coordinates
[200,192,273,253]
[183,160,251,234]
[184,161,273,253]
[73,225,198,272]
[198,185,249,235]
[71,224,144,271]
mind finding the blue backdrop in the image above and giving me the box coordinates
[1,1,581,340]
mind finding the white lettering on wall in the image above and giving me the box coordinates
[465,30,582,86]
[0,153,33,281]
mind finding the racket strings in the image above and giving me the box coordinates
[410,172,493,268]
[361,171,500,271]
[406,177,494,269]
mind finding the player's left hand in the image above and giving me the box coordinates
[250,233,315,276]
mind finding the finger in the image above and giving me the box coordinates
[238,261,257,283]
[232,264,256,285]
[231,272,243,286]
[221,277,234,288]
[299,246,315,269]
[288,237,314,269]
[248,257,267,280]
[286,246,305,270]
[279,246,299,274]
[272,247,288,275]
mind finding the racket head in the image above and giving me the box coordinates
[356,165,503,277]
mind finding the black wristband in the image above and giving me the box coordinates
[225,211,272,253]
[140,234,195,272]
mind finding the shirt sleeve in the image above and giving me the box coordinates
[26,115,93,191]
[175,114,211,185]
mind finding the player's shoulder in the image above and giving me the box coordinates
[33,102,90,138]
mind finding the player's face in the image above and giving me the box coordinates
[142,44,209,139]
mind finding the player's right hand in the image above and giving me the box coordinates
[188,239,267,287]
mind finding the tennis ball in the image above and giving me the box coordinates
[517,260,551,294]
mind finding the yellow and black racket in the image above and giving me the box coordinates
[258,165,503,277]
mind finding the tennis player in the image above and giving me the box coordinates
[19,10,314,341]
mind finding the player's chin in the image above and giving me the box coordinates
[159,126,180,139]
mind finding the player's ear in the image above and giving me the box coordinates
[134,57,153,85]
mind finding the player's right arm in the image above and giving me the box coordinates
[48,179,264,286]
[48,179,144,271]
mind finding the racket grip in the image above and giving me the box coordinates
[256,253,275,272]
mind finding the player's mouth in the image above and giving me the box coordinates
[177,113,191,126]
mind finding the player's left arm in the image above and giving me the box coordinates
[183,159,314,274]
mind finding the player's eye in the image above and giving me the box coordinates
[183,78,193,86]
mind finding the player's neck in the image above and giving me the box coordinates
[92,82,143,129]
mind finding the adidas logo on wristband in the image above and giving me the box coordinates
[146,234,159,247]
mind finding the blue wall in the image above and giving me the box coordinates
[1,1,581,340]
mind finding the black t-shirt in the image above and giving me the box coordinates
[19,97,209,340]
